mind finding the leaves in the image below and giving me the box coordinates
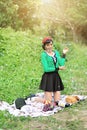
[0,27,87,103]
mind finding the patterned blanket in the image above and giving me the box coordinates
[0,93,87,117]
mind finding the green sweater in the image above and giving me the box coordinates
[41,50,66,72]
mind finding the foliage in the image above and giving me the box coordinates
[0,0,40,30]
[0,0,87,42]
[0,28,87,129]
[0,0,20,29]
[39,0,87,43]
[0,27,42,102]
[0,27,87,103]
[13,0,40,30]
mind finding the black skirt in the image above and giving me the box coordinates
[39,71,64,92]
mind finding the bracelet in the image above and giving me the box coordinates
[62,53,66,58]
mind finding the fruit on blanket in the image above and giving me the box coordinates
[43,103,54,112]
[65,96,80,104]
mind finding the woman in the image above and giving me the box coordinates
[39,36,68,105]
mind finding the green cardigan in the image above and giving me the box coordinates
[41,50,66,72]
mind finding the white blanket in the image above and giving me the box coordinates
[0,93,87,117]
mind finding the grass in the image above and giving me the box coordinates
[0,27,87,130]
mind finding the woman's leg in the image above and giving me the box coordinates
[44,91,52,102]
[54,91,60,102]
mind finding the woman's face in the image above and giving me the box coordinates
[44,42,53,52]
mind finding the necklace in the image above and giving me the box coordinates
[46,51,54,56]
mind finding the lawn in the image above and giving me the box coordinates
[0,28,87,130]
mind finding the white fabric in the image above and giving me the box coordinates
[0,93,87,117]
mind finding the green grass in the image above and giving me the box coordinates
[0,27,43,102]
[0,27,87,130]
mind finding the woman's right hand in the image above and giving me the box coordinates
[63,47,69,54]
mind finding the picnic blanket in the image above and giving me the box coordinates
[0,93,87,117]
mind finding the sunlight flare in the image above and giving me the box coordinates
[41,0,52,4]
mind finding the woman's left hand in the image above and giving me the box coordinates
[63,47,69,54]
[59,66,65,70]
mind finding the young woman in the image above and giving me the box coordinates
[39,36,68,105]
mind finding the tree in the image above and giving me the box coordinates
[0,0,18,28]
[39,0,87,42]
[0,0,40,30]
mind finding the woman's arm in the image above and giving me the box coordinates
[56,48,68,67]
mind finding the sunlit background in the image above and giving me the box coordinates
[41,0,51,3]
[0,0,87,42]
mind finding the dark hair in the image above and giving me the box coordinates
[42,44,45,50]
[42,40,53,50]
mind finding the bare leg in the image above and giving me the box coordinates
[54,91,60,102]
[44,91,52,102]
